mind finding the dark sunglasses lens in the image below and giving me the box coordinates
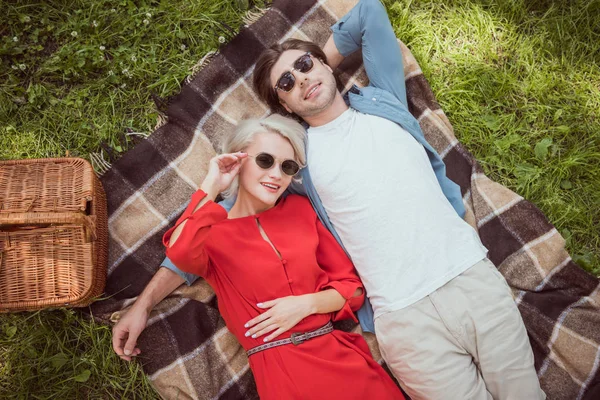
[277,72,295,92]
[295,55,313,73]
[255,153,275,169]
[281,160,300,176]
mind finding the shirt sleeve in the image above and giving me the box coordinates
[160,257,199,286]
[287,177,307,196]
[331,0,408,108]
[315,219,365,322]
[163,190,228,277]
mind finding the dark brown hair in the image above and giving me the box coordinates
[253,39,329,116]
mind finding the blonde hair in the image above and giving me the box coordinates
[221,114,307,198]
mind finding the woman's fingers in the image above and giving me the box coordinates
[245,316,274,337]
[216,155,238,170]
[256,299,278,308]
[245,309,271,329]
[250,324,278,339]
[217,152,246,163]
[227,162,242,175]
[263,327,286,343]
[216,152,247,172]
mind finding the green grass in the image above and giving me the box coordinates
[1,0,257,160]
[1,309,157,399]
[1,0,599,397]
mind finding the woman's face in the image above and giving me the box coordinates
[237,131,297,208]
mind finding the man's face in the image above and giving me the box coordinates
[269,49,337,118]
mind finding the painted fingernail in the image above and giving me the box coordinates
[256,303,263,307]
[245,331,250,337]
[252,334,257,338]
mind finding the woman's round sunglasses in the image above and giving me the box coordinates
[248,153,300,176]
[274,52,314,93]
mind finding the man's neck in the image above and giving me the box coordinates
[303,92,349,127]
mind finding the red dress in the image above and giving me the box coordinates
[164,191,404,400]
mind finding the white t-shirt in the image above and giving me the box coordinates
[307,108,488,319]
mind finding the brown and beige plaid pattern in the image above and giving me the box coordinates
[89,1,600,399]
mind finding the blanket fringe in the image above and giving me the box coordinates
[126,131,150,139]
[154,112,168,130]
[185,50,218,85]
[184,4,270,85]
[89,150,112,176]
[243,6,270,26]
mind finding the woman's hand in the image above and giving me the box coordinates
[244,295,316,342]
[201,152,248,196]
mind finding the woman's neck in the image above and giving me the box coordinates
[228,189,273,219]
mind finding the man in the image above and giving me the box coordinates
[114,0,545,398]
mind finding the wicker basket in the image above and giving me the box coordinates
[0,158,108,312]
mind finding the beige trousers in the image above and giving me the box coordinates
[374,258,545,400]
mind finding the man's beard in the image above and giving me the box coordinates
[294,77,338,119]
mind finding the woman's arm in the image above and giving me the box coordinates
[163,189,225,276]
[163,152,247,275]
[306,286,362,314]
[313,219,365,322]
[167,182,219,247]
[167,152,246,246]
[243,288,361,343]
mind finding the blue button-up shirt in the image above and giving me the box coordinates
[160,0,465,333]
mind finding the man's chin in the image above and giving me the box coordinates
[294,91,336,117]
[294,102,330,119]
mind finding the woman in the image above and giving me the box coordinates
[163,114,404,400]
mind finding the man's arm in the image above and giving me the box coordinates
[112,267,185,361]
[322,36,345,71]
[326,0,408,107]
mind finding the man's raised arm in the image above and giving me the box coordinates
[324,0,408,107]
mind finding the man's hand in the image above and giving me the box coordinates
[112,304,150,361]
[110,267,185,361]
[244,295,315,343]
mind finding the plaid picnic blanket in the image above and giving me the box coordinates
[89,0,600,399]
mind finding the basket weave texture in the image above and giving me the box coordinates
[0,158,108,312]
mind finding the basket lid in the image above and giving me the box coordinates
[0,158,95,214]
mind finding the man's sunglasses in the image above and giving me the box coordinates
[274,52,314,93]
[248,153,300,176]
